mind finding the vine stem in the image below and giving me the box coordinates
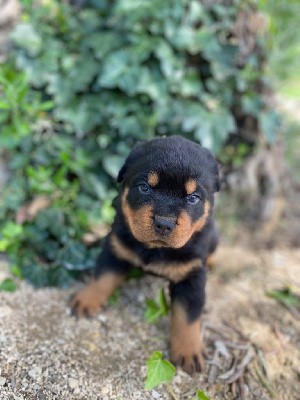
[166,383,180,400]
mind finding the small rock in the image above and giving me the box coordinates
[101,386,110,395]
[37,390,46,400]
[73,387,81,395]
[68,378,79,389]
[0,377,6,386]
[0,335,7,343]
[151,390,161,399]
[28,367,42,380]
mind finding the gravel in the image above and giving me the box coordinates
[1,246,300,399]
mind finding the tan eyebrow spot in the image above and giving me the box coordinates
[148,172,159,187]
[185,179,197,195]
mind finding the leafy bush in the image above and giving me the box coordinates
[259,0,300,85]
[0,0,278,286]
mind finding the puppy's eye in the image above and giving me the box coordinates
[187,194,200,205]
[138,183,150,194]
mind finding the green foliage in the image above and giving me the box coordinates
[145,288,168,323]
[0,0,276,286]
[191,390,211,400]
[108,288,120,305]
[266,287,300,308]
[0,278,18,292]
[145,351,176,390]
[259,0,300,85]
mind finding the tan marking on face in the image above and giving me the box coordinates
[70,273,125,318]
[193,200,210,232]
[170,302,206,374]
[185,179,197,195]
[121,187,155,244]
[148,172,159,187]
[111,234,202,282]
[122,187,210,249]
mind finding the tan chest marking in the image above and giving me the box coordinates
[110,234,202,283]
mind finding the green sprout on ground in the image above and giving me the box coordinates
[145,351,176,391]
[145,288,168,323]
[0,278,18,292]
[266,286,300,308]
[145,351,210,400]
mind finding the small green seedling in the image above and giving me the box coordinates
[266,286,300,308]
[191,389,211,400]
[145,288,168,323]
[145,351,176,390]
[108,288,120,305]
[0,278,18,292]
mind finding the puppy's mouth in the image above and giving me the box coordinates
[149,239,169,247]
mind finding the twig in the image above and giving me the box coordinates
[219,364,237,380]
[223,341,251,351]
[254,364,276,399]
[166,383,180,400]
[238,348,254,371]
[256,348,269,379]
[226,367,245,384]
[223,348,254,384]
[208,347,220,384]
[238,375,246,400]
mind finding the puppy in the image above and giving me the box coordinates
[70,135,220,374]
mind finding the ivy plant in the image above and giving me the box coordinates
[0,0,279,286]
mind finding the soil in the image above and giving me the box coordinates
[0,241,299,400]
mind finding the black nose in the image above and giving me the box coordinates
[154,216,176,236]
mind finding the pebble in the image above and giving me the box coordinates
[151,390,161,399]
[0,377,6,386]
[68,378,79,389]
[28,367,42,380]
[73,388,81,395]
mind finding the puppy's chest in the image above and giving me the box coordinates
[110,234,202,283]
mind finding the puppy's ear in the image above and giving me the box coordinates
[200,146,220,193]
[117,141,146,183]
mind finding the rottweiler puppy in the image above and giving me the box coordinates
[70,135,220,374]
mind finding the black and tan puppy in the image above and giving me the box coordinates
[70,135,220,374]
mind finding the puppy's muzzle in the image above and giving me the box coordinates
[154,216,176,236]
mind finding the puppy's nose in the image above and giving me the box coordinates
[154,216,176,236]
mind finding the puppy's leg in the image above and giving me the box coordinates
[70,236,132,318]
[170,267,206,374]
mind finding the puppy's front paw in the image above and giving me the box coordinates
[170,303,206,374]
[70,283,103,318]
[171,346,206,374]
[69,273,125,318]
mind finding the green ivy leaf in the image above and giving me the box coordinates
[191,389,211,400]
[145,288,168,323]
[0,278,18,292]
[145,351,176,390]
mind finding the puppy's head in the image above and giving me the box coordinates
[118,136,219,249]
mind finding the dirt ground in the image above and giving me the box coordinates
[0,240,299,400]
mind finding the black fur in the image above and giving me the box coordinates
[94,135,219,323]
